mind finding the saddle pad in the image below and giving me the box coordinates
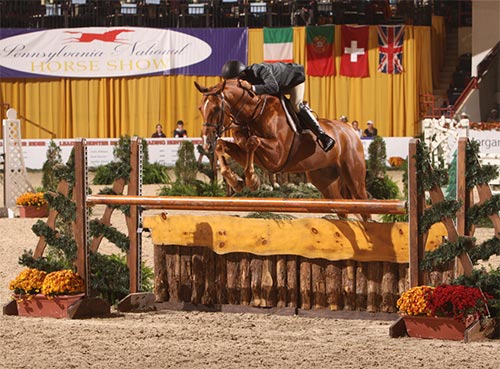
[280,97,299,133]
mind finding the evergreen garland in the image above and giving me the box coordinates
[420,236,473,271]
[54,149,75,185]
[414,141,448,195]
[465,140,499,189]
[468,236,500,263]
[89,220,130,253]
[31,220,78,261]
[42,140,63,192]
[18,249,68,273]
[465,194,500,231]
[44,192,76,222]
[419,200,462,234]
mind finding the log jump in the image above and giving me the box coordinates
[73,138,474,314]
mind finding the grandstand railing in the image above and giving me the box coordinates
[420,41,498,120]
[0,0,437,29]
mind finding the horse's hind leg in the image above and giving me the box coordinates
[306,168,349,219]
[338,151,372,221]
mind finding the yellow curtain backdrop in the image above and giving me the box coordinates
[431,15,446,89]
[0,25,434,139]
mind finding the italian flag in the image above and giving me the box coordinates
[263,27,293,63]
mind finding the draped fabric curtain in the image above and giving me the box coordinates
[0,22,441,139]
[431,15,447,89]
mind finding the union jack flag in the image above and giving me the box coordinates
[377,25,404,74]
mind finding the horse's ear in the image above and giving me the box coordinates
[194,81,209,93]
[216,80,226,94]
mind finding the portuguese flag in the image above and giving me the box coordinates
[263,27,293,63]
[306,25,335,76]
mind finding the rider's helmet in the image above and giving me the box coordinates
[221,60,246,80]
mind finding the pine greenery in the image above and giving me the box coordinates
[20,141,153,304]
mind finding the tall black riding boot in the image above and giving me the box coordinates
[297,103,335,152]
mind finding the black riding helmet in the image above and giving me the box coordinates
[221,60,246,80]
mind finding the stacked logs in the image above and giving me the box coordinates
[154,245,454,312]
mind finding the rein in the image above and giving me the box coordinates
[204,86,266,139]
[225,87,267,126]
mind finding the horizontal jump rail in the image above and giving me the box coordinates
[86,195,407,215]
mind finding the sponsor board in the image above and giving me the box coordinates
[0,27,247,78]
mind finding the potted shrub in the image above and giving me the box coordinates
[396,284,492,341]
[15,192,49,218]
[10,269,85,318]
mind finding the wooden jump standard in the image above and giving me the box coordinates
[73,137,473,314]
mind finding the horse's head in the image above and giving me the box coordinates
[195,80,230,151]
[195,79,263,150]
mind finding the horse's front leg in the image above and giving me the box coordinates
[215,139,245,192]
[244,136,261,191]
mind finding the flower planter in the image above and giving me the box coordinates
[403,315,471,341]
[18,205,49,218]
[16,294,85,319]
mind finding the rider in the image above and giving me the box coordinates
[220,60,335,152]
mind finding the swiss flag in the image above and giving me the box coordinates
[340,25,369,78]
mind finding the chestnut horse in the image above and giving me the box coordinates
[195,79,369,219]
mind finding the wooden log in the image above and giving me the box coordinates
[179,246,192,302]
[240,253,251,306]
[202,247,216,305]
[326,261,343,311]
[153,245,168,302]
[165,246,179,302]
[381,262,398,313]
[191,246,205,304]
[286,256,298,308]
[250,256,263,307]
[355,262,368,310]
[145,215,447,264]
[226,253,240,305]
[276,256,287,308]
[299,258,312,309]
[261,256,276,307]
[367,262,382,313]
[215,254,227,304]
[398,264,409,296]
[312,259,327,309]
[342,260,356,310]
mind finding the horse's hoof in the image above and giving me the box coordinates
[246,177,260,191]
[232,181,245,193]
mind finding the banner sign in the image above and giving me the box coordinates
[0,27,247,78]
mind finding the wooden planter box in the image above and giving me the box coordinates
[18,205,49,218]
[16,294,85,319]
[403,315,470,341]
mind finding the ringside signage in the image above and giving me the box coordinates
[0,27,247,78]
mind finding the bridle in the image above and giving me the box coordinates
[202,83,267,140]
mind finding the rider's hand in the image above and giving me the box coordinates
[239,80,252,91]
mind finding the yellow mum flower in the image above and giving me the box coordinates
[397,285,434,316]
[41,269,85,296]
